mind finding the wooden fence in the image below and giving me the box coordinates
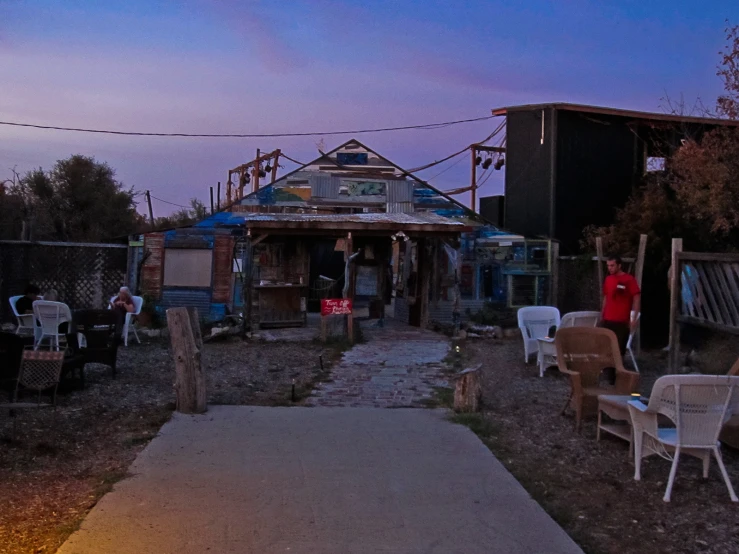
[668,238,739,372]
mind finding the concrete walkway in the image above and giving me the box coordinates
[307,319,450,407]
[59,407,582,554]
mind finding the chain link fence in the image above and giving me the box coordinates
[0,241,128,323]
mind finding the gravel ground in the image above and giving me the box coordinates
[462,337,739,554]
[0,336,341,554]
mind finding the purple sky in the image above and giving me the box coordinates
[0,0,735,214]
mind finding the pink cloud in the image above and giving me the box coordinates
[196,0,305,72]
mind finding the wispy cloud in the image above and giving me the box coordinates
[194,0,305,72]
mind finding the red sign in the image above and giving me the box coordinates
[321,298,353,316]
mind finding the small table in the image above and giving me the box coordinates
[536,337,557,377]
[597,395,642,456]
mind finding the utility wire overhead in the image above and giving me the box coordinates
[0,115,495,138]
[407,120,506,173]
[148,194,191,209]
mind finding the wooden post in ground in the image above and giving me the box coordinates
[470,145,477,211]
[454,364,482,413]
[167,307,206,414]
[550,241,560,307]
[634,234,648,354]
[595,236,604,300]
[186,307,204,350]
[668,238,683,374]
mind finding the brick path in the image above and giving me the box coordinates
[306,319,450,408]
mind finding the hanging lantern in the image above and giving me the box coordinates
[244,173,251,184]
[482,157,493,170]
[494,157,506,170]
[475,156,482,166]
[264,163,272,172]
[259,169,267,178]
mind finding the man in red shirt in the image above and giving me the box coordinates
[601,255,641,356]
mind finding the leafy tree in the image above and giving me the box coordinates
[584,23,739,262]
[4,155,140,242]
[150,198,209,230]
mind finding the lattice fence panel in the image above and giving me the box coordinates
[0,241,127,322]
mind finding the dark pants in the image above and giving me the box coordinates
[600,320,629,357]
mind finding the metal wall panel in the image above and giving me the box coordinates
[503,109,554,240]
[159,288,212,312]
[310,175,340,198]
[386,202,414,213]
[386,180,414,203]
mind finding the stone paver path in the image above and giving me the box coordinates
[307,318,450,407]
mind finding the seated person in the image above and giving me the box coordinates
[15,284,40,315]
[110,287,136,326]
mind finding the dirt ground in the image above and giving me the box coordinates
[461,337,739,554]
[0,336,339,554]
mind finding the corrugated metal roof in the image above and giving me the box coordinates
[232,212,463,226]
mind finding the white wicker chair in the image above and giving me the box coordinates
[517,306,560,364]
[628,374,739,502]
[625,311,641,372]
[9,295,35,335]
[560,311,600,329]
[109,295,143,346]
[32,300,68,350]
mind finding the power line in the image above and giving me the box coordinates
[280,152,307,166]
[407,120,506,173]
[148,194,191,209]
[0,115,495,139]
[426,153,468,181]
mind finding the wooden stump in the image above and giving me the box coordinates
[454,364,482,413]
[167,307,206,414]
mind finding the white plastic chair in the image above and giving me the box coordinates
[9,295,36,336]
[628,375,739,502]
[625,311,641,372]
[32,300,66,350]
[517,306,560,364]
[560,311,600,329]
[109,295,143,346]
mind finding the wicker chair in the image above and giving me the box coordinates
[560,311,601,329]
[629,375,739,502]
[13,348,65,407]
[517,306,561,364]
[555,327,640,431]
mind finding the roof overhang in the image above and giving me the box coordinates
[491,103,739,127]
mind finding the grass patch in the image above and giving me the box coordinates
[419,386,454,408]
[93,469,129,500]
[449,412,499,440]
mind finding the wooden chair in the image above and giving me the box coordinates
[555,327,640,431]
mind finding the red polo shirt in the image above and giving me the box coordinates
[603,273,640,323]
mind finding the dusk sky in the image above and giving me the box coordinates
[1,0,736,215]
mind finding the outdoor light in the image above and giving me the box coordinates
[482,157,493,170]
[244,174,251,184]
[475,156,482,166]
[259,170,267,178]
[494,157,505,170]
[264,163,272,172]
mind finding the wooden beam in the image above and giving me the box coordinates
[677,252,739,263]
[550,241,560,307]
[167,307,206,414]
[472,145,506,153]
[250,233,269,247]
[668,238,683,374]
[633,233,647,355]
[595,237,604,300]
